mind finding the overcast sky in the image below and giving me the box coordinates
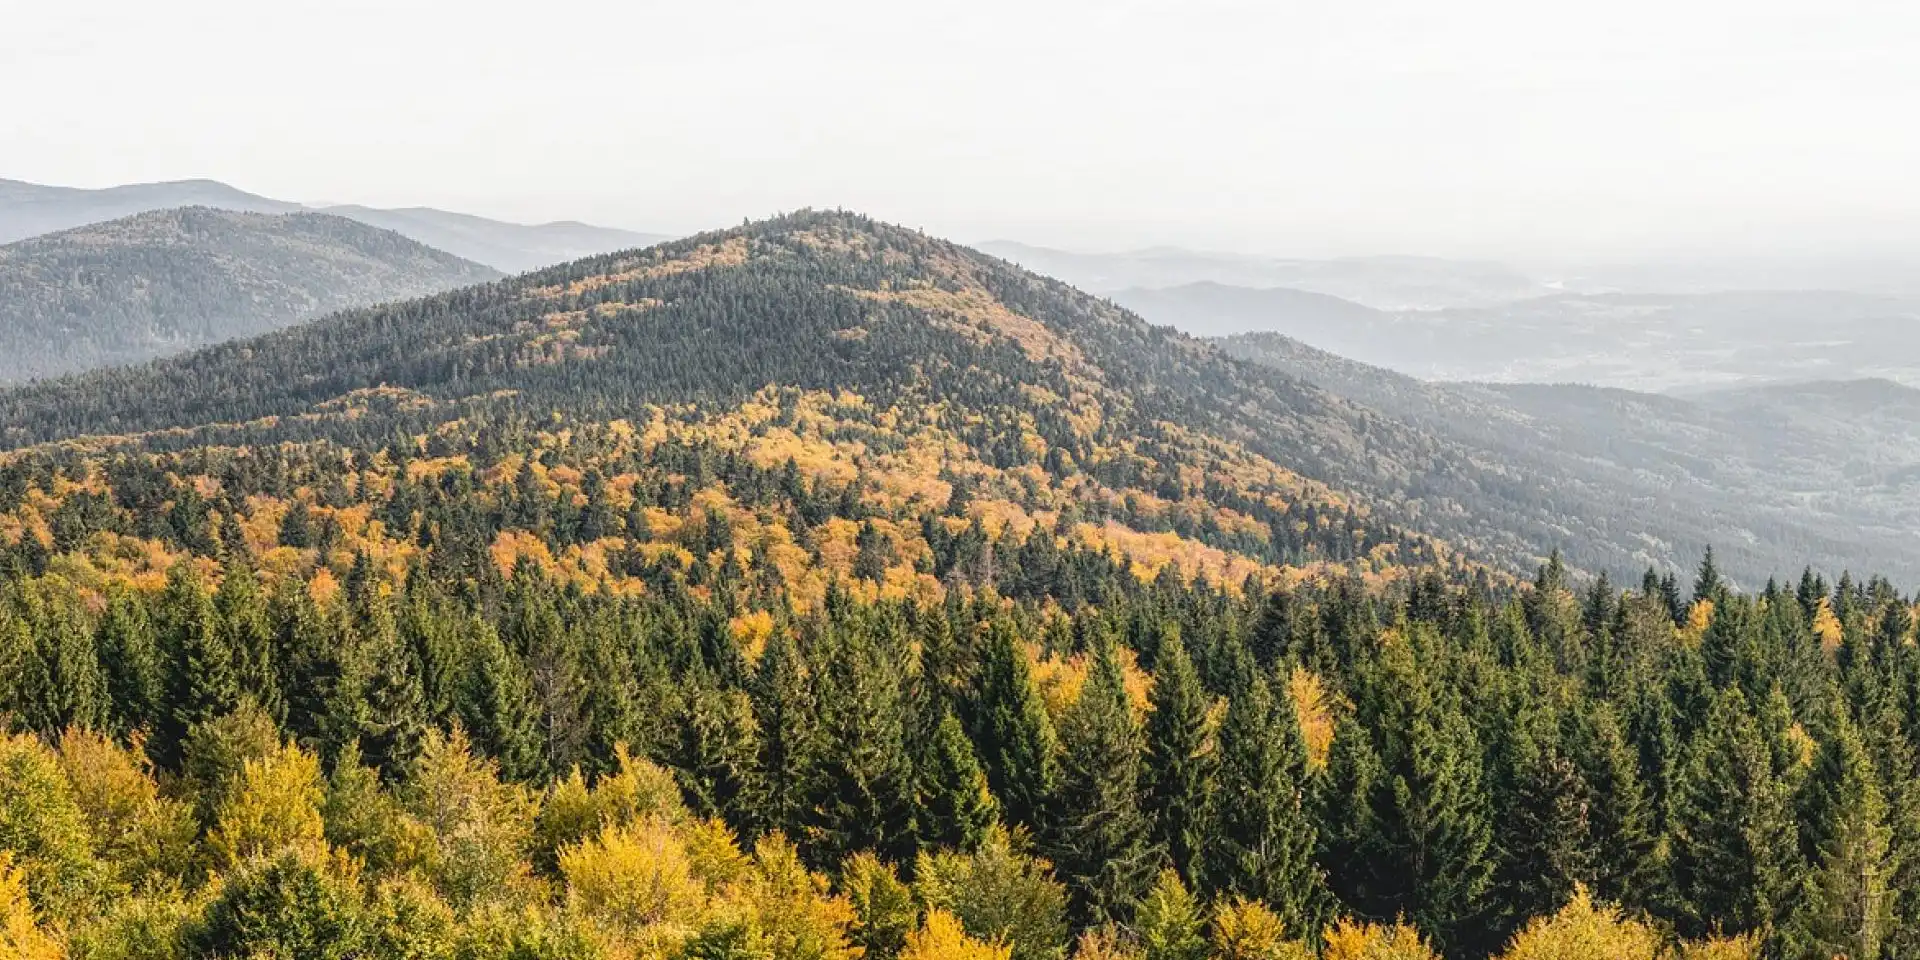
[6,0,1918,260]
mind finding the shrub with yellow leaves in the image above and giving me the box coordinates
[841,852,915,960]
[738,833,859,960]
[1671,934,1763,960]
[0,731,105,916]
[1071,926,1143,960]
[401,725,540,910]
[53,729,196,887]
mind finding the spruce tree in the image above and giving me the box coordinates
[672,670,765,837]
[1487,702,1593,945]
[750,625,816,838]
[1786,711,1895,960]
[1143,631,1213,882]
[1201,666,1329,939]
[971,616,1060,833]
[96,585,165,736]
[1327,633,1493,953]
[159,562,242,766]
[1665,687,1801,941]
[800,615,917,866]
[460,622,543,782]
[353,597,428,783]
[18,587,109,735]
[915,707,999,852]
[1052,641,1157,926]
[216,564,282,721]
[1569,702,1660,911]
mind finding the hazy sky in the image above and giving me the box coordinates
[6,0,1918,259]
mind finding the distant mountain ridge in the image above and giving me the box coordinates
[1109,282,1386,343]
[1118,278,1920,392]
[979,239,1550,309]
[0,206,500,382]
[0,176,668,272]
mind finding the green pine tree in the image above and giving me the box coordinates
[751,625,817,837]
[159,562,242,766]
[96,585,166,737]
[460,622,544,782]
[1786,711,1896,960]
[915,707,999,852]
[1143,631,1213,883]
[1052,641,1157,925]
[971,616,1061,833]
[353,596,428,782]
[1201,666,1329,939]
[672,671,765,836]
[800,614,918,865]
[1665,687,1801,941]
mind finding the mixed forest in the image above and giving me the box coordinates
[0,212,1915,960]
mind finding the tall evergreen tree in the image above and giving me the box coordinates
[1201,666,1330,939]
[1143,631,1213,882]
[95,585,165,736]
[1568,702,1660,911]
[352,597,428,782]
[1786,711,1896,960]
[750,624,816,837]
[1665,687,1801,941]
[1487,701,1593,945]
[459,622,543,782]
[1324,633,1492,953]
[915,707,999,853]
[970,616,1060,833]
[158,562,241,766]
[800,613,917,865]
[1052,641,1156,926]
[671,670,765,837]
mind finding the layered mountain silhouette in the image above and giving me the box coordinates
[0,177,666,272]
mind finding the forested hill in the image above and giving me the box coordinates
[0,208,1568,579]
[4,211,1920,960]
[1218,331,1920,585]
[0,207,501,382]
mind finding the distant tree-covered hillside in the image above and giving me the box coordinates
[0,207,501,382]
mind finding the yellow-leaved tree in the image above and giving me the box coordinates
[1495,887,1663,960]
[1,851,64,960]
[1208,898,1313,960]
[206,739,327,867]
[560,817,709,953]
[901,909,1011,960]
[1320,918,1441,960]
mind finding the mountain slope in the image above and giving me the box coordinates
[0,207,501,382]
[1219,331,1920,584]
[0,210,1587,583]
[0,176,665,272]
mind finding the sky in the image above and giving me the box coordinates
[6,0,1919,260]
